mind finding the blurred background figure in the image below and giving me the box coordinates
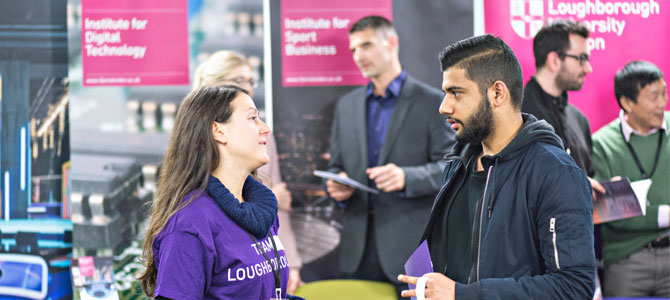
[193,50,304,293]
[522,20,604,195]
[592,60,669,298]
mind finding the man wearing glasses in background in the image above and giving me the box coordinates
[523,20,605,196]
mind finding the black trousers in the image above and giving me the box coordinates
[342,213,407,299]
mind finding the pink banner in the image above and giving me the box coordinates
[78,256,95,277]
[81,0,189,86]
[485,0,670,132]
[281,0,392,87]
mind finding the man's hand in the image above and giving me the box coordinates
[272,182,292,211]
[367,163,405,192]
[326,172,355,201]
[588,177,606,201]
[397,273,455,300]
[589,176,623,201]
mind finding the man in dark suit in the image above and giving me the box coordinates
[326,15,455,298]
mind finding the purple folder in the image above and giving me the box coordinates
[403,240,434,300]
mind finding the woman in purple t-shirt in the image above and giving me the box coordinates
[138,85,291,299]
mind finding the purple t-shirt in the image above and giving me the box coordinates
[153,191,289,300]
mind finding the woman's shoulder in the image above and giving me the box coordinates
[159,190,222,236]
[177,190,220,216]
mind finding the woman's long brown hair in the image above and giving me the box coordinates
[138,84,247,297]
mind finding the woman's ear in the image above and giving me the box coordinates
[212,122,227,144]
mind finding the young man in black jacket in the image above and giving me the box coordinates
[398,35,595,299]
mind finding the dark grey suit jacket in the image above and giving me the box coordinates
[328,74,455,282]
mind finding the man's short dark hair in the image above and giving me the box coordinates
[533,20,590,69]
[349,15,396,39]
[439,34,524,109]
[614,60,665,111]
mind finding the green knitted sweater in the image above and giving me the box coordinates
[592,112,670,268]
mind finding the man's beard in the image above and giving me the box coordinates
[555,65,584,91]
[455,95,494,145]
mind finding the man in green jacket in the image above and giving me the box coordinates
[592,60,669,297]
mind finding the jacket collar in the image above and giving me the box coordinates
[444,113,563,168]
[365,69,406,99]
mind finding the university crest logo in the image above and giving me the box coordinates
[510,0,545,39]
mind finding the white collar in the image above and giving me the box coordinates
[619,110,667,142]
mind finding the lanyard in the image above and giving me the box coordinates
[619,123,664,179]
[247,232,282,299]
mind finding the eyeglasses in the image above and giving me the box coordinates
[561,53,590,66]
[224,76,258,89]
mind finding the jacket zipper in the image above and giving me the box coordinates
[475,165,494,282]
[550,217,560,269]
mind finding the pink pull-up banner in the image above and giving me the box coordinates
[81,0,189,86]
[484,0,670,132]
[281,0,392,87]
